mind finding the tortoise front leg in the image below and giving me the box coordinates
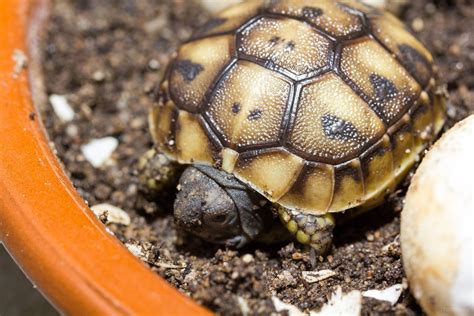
[137,149,183,196]
[277,206,335,255]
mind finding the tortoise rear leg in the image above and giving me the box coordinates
[137,149,182,196]
[277,206,335,255]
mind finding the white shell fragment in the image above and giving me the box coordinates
[311,287,362,316]
[362,284,403,305]
[49,94,75,122]
[90,203,131,226]
[302,270,337,283]
[272,287,363,316]
[81,137,118,167]
[272,296,305,316]
[401,115,474,316]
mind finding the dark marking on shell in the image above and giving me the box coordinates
[192,17,227,38]
[287,164,312,196]
[360,139,389,169]
[369,74,398,101]
[321,114,364,142]
[174,60,204,82]
[287,163,332,199]
[248,108,263,121]
[334,162,362,192]
[232,102,241,114]
[391,122,412,146]
[269,36,282,45]
[302,6,323,18]
[285,41,296,52]
[398,44,431,86]
[410,99,430,117]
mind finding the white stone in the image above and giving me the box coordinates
[81,137,118,167]
[363,284,403,305]
[49,94,74,122]
[90,203,131,226]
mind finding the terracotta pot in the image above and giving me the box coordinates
[0,1,211,315]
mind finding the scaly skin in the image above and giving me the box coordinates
[277,206,335,255]
[137,149,182,196]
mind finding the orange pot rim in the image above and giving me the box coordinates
[0,1,211,315]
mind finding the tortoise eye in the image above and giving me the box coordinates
[212,214,227,223]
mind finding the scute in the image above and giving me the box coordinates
[266,0,365,37]
[330,160,364,211]
[369,12,433,87]
[238,16,331,76]
[175,111,218,163]
[278,163,334,214]
[359,135,394,197]
[150,100,177,156]
[288,73,386,164]
[234,149,304,201]
[152,0,445,215]
[205,60,291,149]
[341,39,420,124]
[191,0,264,39]
[387,114,416,177]
[169,35,234,112]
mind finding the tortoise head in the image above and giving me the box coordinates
[174,165,266,248]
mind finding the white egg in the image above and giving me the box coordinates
[401,115,474,316]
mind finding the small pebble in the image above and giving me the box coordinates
[148,59,160,70]
[291,252,303,260]
[81,137,118,167]
[49,94,75,122]
[92,70,105,82]
[65,124,79,138]
[242,254,254,263]
[326,255,334,264]
[412,18,424,32]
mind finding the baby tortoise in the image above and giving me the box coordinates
[144,0,446,255]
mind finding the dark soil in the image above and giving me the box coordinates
[41,0,473,315]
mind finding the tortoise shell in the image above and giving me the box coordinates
[150,0,445,215]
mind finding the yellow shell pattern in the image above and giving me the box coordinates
[150,0,445,215]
